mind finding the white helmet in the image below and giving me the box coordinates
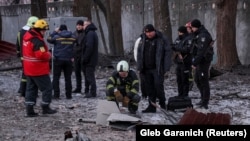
[116,60,129,72]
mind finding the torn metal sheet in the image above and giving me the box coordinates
[96,100,120,126]
[107,113,142,131]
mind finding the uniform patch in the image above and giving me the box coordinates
[40,47,45,52]
[201,37,206,42]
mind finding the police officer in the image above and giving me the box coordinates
[190,19,214,109]
[172,26,193,97]
[106,60,141,114]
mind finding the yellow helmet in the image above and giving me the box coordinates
[26,16,39,27]
[33,19,49,30]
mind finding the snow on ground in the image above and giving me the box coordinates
[0,58,250,140]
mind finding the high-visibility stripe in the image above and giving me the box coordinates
[23,56,45,62]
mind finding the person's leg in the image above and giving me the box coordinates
[34,75,57,114]
[25,76,39,117]
[84,66,96,98]
[82,65,89,94]
[64,61,73,99]
[154,70,166,109]
[142,70,156,113]
[199,63,211,109]
[176,64,183,96]
[182,64,191,97]
[52,60,62,98]
[73,58,82,93]
[18,72,27,97]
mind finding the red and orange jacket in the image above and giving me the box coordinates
[22,29,51,76]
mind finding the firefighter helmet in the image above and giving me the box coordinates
[33,19,49,30]
[26,16,39,27]
[117,60,129,72]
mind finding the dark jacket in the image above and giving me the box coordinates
[136,31,172,75]
[192,25,214,67]
[106,70,139,97]
[82,23,98,66]
[47,30,76,61]
[73,29,85,59]
[172,33,193,65]
[16,25,30,58]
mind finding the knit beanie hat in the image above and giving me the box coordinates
[76,20,84,26]
[144,24,155,32]
[178,26,187,33]
[59,24,67,31]
[191,19,201,28]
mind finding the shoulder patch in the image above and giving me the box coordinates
[40,47,45,52]
[201,37,206,42]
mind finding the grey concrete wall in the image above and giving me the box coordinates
[1,0,250,65]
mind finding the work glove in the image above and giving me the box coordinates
[127,92,134,99]
[122,96,130,107]
[114,89,123,102]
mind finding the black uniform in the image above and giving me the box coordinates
[72,29,85,93]
[192,25,214,108]
[172,32,193,97]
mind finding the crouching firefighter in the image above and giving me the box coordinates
[106,60,141,114]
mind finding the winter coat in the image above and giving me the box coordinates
[22,29,51,76]
[47,30,76,61]
[73,29,85,59]
[192,25,214,67]
[82,23,98,66]
[136,31,172,75]
[172,33,193,65]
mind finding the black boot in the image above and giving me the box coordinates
[142,104,156,113]
[72,88,81,93]
[159,101,166,110]
[196,100,203,106]
[18,81,27,97]
[128,102,138,114]
[26,105,38,117]
[42,105,57,114]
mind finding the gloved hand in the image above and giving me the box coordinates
[131,94,141,103]
[127,92,134,99]
[122,96,130,107]
[114,89,123,102]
